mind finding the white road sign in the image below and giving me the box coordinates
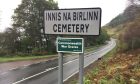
[44,8,101,35]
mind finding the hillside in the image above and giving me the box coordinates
[104,3,140,51]
[81,3,140,84]
[108,5,140,27]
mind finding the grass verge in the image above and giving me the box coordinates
[0,44,104,63]
[83,46,117,84]
[83,48,140,84]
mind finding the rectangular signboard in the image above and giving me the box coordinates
[44,8,101,35]
[57,38,84,53]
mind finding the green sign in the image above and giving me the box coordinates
[57,38,84,53]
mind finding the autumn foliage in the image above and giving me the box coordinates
[119,16,140,51]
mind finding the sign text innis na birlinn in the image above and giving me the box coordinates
[44,8,101,35]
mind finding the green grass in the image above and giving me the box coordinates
[0,44,105,63]
[0,46,98,63]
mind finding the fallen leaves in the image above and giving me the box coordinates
[87,49,140,84]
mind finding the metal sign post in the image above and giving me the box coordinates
[79,39,84,84]
[79,53,84,84]
[58,52,63,84]
[57,37,84,84]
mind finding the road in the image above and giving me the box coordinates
[0,39,116,84]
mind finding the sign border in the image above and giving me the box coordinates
[44,7,102,36]
[56,38,84,53]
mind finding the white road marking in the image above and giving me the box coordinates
[9,67,18,71]
[23,64,31,67]
[1,72,8,75]
[63,70,79,82]
[64,59,78,65]
[12,67,58,84]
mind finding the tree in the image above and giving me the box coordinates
[0,10,1,28]
[2,28,20,53]
[96,29,110,44]
[12,0,58,53]
[127,0,140,6]
[0,32,4,48]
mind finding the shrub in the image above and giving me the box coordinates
[16,52,30,57]
[98,76,108,84]
[0,49,9,56]
[119,17,140,51]
[84,77,92,84]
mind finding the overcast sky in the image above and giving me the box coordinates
[0,0,127,32]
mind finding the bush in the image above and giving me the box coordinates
[0,49,9,56]
[96,29,110,45]
[84,77,92,84]
[16,52,30,57]
[119,17,140,51]
[32,47,48,56]
[98,77,108,84]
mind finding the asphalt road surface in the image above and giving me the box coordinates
[0,39,116,84]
